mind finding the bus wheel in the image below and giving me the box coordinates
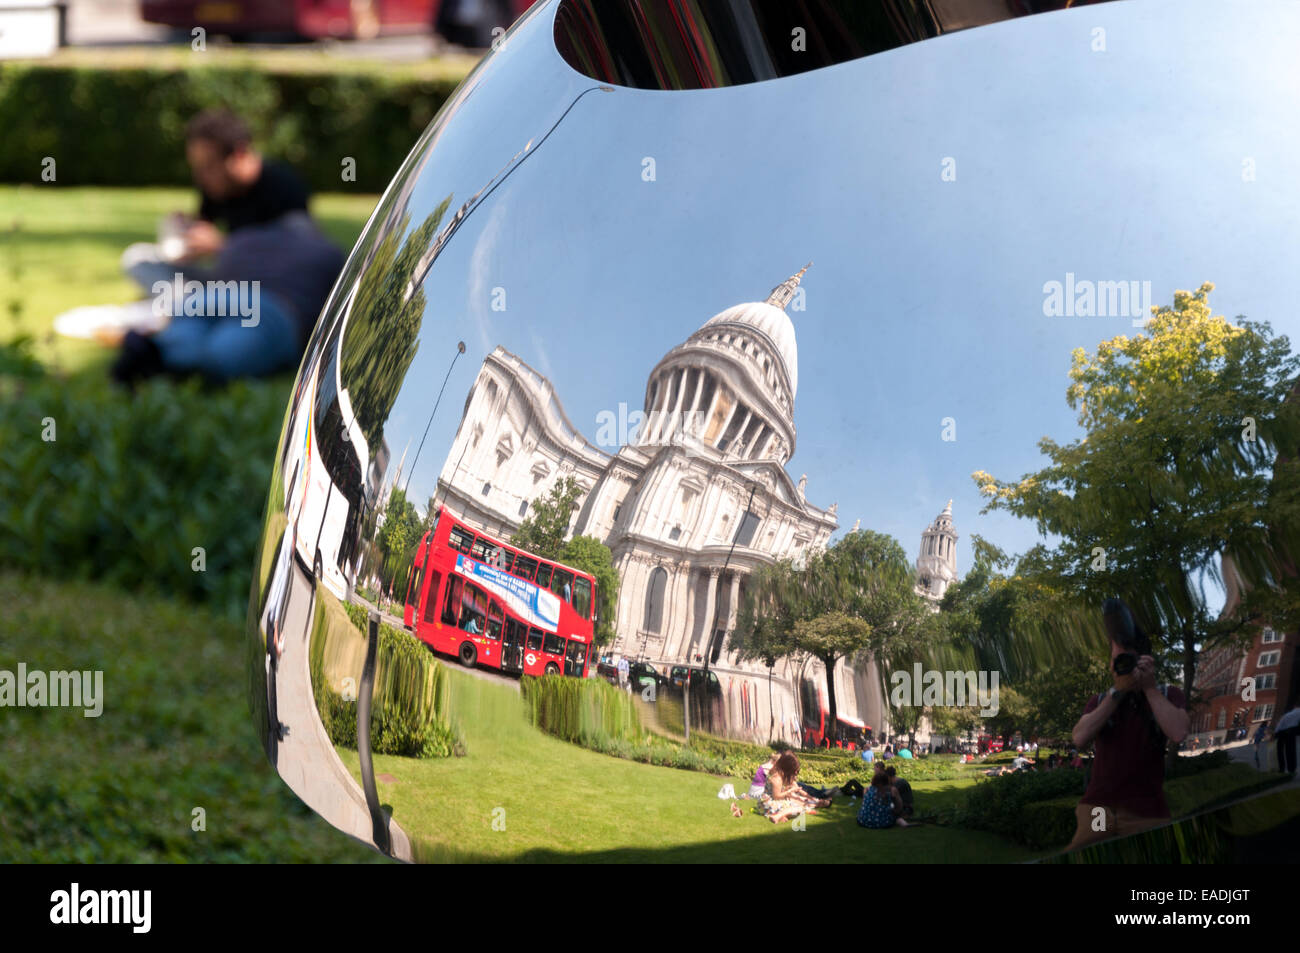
[459,642,477,667]
[545,663,559,676]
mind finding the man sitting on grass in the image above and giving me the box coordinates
[109,109,343,387]
[884,766,914,820]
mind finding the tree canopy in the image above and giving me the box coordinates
[972,282,1300,707]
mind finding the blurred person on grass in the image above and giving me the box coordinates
[54,108,343,387]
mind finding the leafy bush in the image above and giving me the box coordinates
[0,366,290,619]
[1166,764,1287,816]
[0,63,468,192]
[950,769,1088,844]
[681,731,966,787]
[310,598,461,758]
[954,760,1285,852]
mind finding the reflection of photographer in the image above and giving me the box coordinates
[1067,598,1190,851]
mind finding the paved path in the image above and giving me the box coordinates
[1220,738,1300,787]
[267,562,413,861]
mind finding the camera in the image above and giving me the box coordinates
[1113,652,1138,677]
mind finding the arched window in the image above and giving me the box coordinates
[644,567,668,633]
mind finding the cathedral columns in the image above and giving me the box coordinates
[664,564,694,660]
[688,368,705,432]
[693,567,721,660]
[669,367,689,437]
[676,567,697,661]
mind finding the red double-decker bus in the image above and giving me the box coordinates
[402,507,597,677]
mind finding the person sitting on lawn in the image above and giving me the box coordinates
[109,109,343,386]
[858,772,910,829]
[120,108,312,296]
[760,752,829,823]
[884,766,914,820]
[746,750,779,799]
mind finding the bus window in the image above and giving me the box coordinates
[513,555,537,581]
[423,571,443,624]
[551,568,573,601]
[486,601,503,640]
[505,617,525,646]
[442,576,462,626]
[572,577,591,619]
[449,526,474,554]
[501,549,515,572]
[564,640,585,677]
[535,563,552,589]
[471,537,497,563]
[461,583,487,632]
[543,632,564,656]
[527,627,544,651]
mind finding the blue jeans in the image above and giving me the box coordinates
[152,288,300,382]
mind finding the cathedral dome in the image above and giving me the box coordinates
[701,300,799,399]
[638,265,809,465]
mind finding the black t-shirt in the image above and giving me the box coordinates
[892,777,914,808]
[198,160,310,232]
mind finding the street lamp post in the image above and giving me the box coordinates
[694,480,758,737]
[403,340,466,500]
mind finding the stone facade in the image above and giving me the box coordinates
[434,268,894,743]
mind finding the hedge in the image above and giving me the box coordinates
[309,596,462,758]
[519,675,732,775]
[0,339,290,619]
[0,61,471,192]
[955,761,1288,851]
[521,673,645,747]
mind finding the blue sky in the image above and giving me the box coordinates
[380,0,1300,603]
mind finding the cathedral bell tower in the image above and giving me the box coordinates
[915,500,958,604]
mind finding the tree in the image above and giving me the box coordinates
[511,476,582,560]
[559,535,620,647]
[792,611,872,744]
[341,197,452,452]
[973,283,1300,725]
[929,699,981,744]
[734,530,935,744]
[376,485,420,595]
[1021,654,1112,746]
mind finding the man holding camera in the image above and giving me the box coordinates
[1067,598,1190,851]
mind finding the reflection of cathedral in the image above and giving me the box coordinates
[436,267,895,743]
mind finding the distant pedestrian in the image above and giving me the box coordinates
[617,656,630,691]
[1253,721,1269,768]
[1275,704,1300,777]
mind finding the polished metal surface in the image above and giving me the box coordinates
[246,0,1300,859]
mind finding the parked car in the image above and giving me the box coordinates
[627,660,664,695]
[667,666,722,697]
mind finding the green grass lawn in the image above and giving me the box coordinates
[0,185,378,374]
[335,667,1037,863]
[0,572,384,862]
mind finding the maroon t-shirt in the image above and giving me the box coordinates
[1081,685,1185,818]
